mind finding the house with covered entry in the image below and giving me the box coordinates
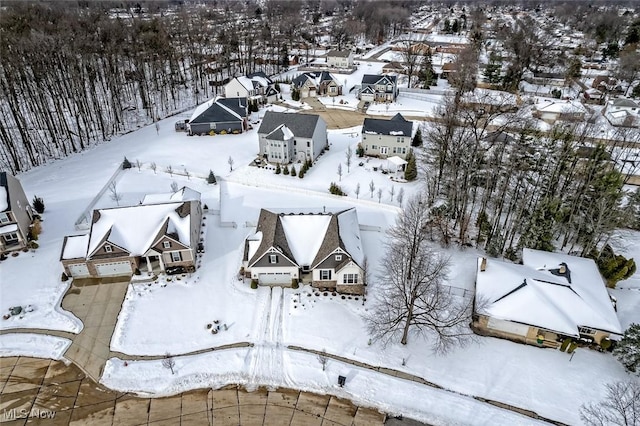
[243,208,365,295]
[292,71,342,98]
[362,113,413,159]
[358,74,398,102]
[473,248,622,349]
[187,97,248,135]
[257,111,328,164]
[224,71,280,105]
[0,172,34,255]
[60,187,202,279]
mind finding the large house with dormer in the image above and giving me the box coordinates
[257,111,328,164]
[243,208,365,295]
[362,113,413,159]
[358,74,398,102]
[0,172,34,255]
[60,187,202,279]
[187,97,248,135]
[224,71,280,105]
[292,71,342,98]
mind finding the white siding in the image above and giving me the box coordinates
[251,266,299,279]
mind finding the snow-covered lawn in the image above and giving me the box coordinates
[0,334,71,360]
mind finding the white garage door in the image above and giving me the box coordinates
[487,317,529,337]
[95,261,132,277]
[258,273,291,286]
[68,263,90,278]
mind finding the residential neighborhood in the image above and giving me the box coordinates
[1,1,639,425]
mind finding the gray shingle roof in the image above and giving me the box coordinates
[327,50,351,58]
[612,98,639,108]
[361,74,397,85]
[258,111,321,139]
[190,98,246,124]
[362,113,412,136]
[248,209,297,266]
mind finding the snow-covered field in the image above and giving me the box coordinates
[0,334,71,360]
[2,96,639,425]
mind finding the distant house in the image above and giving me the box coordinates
[257,111,328,164]
[243,208,365,294]
[60,187,202,279]
[473,249,622,349]
[359,74,398,102]
[224,72,279,104]
[604,98,640,127]
[0,172,33,255]
[382,61,406,74]
[583,88,605,105]
[362,113,413,159]
[187,97,248,135]
[326,50,354,68]
[292,71,342,98]
[532,98,587,124]
[591,75,620,93]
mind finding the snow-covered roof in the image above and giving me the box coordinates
[281,215,332,266]
[0,223,18,234]
[0,186,7,211]
[534,98,586,114]
[87,202,193,258]
[476,249,622,338]
[336,209,365,266]
[386,156,408,166]
[363,113,413,137]
[61,235,89,260]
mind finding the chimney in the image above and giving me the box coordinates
[480,257,487,272]
[559,264,566,274]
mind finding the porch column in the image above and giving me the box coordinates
[158,255,165,272]
[145,256,153,273]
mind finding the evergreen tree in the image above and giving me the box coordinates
[283,165,289,175]
[420,50,437,88]
[613,324,640,375]
[275,163,281,174]
[122,157,132,169]
[404,151,417,181]
[518,197,560,252]
[32,196,45,214]
[412,128,423,147]
[483,51,503,84]
[207,170,217,184]
[290,165,297,177]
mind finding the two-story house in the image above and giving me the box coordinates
[326,50,354,68]
[224,71,279,105]
[243,208,365,294]
[358,74,398,102]
[257,111,328,164]
[0,172,33,254]
[292,72,342,98]
[362,113,413,159]
[60,187,202,279]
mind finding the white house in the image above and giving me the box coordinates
[473,249,622,349]
[326,50,354,68]
[224,72,279,104]
[604,98,640,127]
[532,98,587,124]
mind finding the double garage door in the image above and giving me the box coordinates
[95,261,132,277]
[258,273,291,286]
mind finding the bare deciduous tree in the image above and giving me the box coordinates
[397,187,405,206]
[390,185,395,202]
[366,195,472,351]
[109,182,122,206]
[136,159,142,171]
[337,163,343,181]
[355,182,361,199]
[377,187,383,203]
[166,165,173,177]
[170,181,179,193]
[184,168,190,180]
[228,156,234,171]
[345,146,353,173]
[580,381,640,426]
[317,350,328,371]
[369,180,375,198]
[150,162,157,174]
[162,353,176,375]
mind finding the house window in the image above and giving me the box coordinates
[320,270,332,280]
[372,145,377,149]
[307,141,310,147]
[104,245,112,253]
[269,254,277,264]
[0,212,10,224]
[171,251,181,262]
[578,326,596,335]
[163,241,171,249]
[3,232,18,244]
[380,147,388,155]
[343,273,358,284]
[363,135,367,140]
[335,254,342,261]
[209,123,216,130]
[293,140,297,145]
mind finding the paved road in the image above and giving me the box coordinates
[0,357,386,425]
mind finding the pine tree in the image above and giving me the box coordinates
[32,196,45,214]
[412,128,422,147]
[207,170,217,184]
[275,163,281,174]
[122,157,132,169]
[290,165,297,177]
[613,324,640,375]
[404,151,417,181]
[283,165,289,175]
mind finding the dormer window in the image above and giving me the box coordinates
[269,254,278,264]
[163,241,171,249]
[0,212,10,224]
[104,245,112,253]
[335,254,342,261]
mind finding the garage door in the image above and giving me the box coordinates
[95,261,132,277]
[258,273,291,286]
[68,263,90,278]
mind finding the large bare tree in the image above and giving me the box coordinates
[366,195,472,352]
[580,381,640,426]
